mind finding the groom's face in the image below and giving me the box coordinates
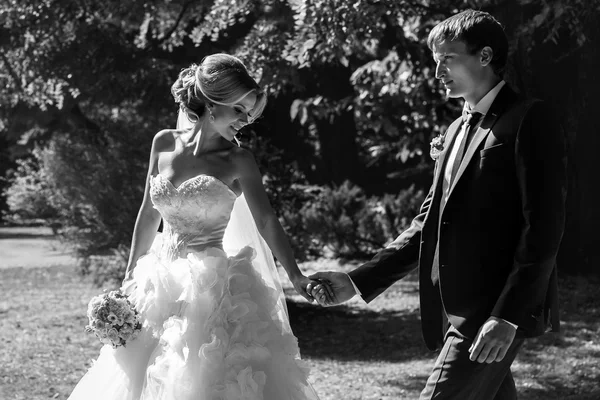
[432,40,486,103]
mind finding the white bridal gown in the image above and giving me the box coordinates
[68,173,320,400]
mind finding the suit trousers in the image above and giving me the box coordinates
[420,325,524,400]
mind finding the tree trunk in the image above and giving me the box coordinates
[315,109,361,185]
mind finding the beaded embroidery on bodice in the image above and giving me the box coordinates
[149,174,237,257]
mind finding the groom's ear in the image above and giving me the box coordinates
[480,46,494,67]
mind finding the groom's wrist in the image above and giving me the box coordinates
[490,316,518,329]
[346,274,362,297]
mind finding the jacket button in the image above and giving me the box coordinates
[441,264,448,268]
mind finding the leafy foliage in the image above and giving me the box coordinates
[516,0,600,48]
[1,0,457,185]
[282,181,424,259]
[3,107,153,258]
[4,152,58,223]
[1,0,598,271]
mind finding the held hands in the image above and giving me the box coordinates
[290,274,324,303]
[306,271,357,306]
[469,317,517,363]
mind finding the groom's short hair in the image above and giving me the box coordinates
[427,9,509,76]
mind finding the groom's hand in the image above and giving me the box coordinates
[469,317,517,363]
[307,271,357,306]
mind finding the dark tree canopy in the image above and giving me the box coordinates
[1,0,598,272]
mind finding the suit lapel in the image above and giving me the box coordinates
[445,85,518,199]
[432,118,462,197]
[446,122,494,196]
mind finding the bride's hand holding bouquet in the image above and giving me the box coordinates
[85,289,142,348]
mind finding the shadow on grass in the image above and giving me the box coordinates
[0,229,55,240]
[519,328,600,356]
[518,275,600,352]
[286,299,432,363]
[520,386,600,400]
[511,275,600,399]
[285,274,600,398]
[380,377,431,395]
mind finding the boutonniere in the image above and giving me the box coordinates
[429,133,445,161]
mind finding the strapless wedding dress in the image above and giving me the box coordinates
[67,174,319,400]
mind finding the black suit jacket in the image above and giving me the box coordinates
[349,86,567,350]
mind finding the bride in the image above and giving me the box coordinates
[68,54,323,400]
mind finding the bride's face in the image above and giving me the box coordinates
[210,92,258,141]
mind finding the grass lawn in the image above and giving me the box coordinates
[1,229,599,399]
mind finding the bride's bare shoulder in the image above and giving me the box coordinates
[229,146,259,175]
[151,129,179,153]
[229,146,255,162]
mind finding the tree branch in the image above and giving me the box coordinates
[0,52,24,94]
[153,0,194,48]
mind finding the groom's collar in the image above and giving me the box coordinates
[463,80,506,118]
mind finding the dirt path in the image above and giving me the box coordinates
[0,226,77,269]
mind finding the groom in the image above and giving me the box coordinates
[308,9,567,400]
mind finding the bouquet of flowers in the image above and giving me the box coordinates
[85,289,142,348]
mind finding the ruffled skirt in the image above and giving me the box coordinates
[68,245,319,400]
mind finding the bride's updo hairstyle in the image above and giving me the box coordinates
[171,54,266,123]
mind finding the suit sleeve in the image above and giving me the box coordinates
[491,101,567,329]
[348,181,434,303]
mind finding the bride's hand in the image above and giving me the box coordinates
[121,270,136,296]
[291,275,320,303]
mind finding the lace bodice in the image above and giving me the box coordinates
[150,174,237,257]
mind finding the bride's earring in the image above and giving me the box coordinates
[206,105,216,123]
[233,135,241,147]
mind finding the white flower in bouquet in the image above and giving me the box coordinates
[107,328,119,342]
[92,319,106,330]
[124,310,135,324]
[85,289,142,348]
[107,313,118,324]
[119,325,133,335]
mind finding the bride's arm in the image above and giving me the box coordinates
[234,148,314,302]
[123,131,169,282]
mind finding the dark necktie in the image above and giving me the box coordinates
[449,110,482,186]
